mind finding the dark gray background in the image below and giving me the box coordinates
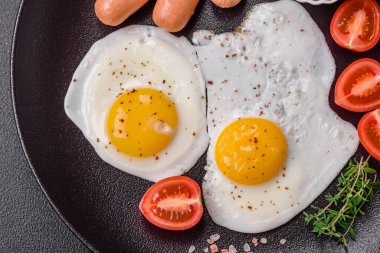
[0,1,88,252]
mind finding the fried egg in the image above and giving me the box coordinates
[193,0,359,233]
[65,25,208,182]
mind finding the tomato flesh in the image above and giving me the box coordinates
[330,0,380,52]
[358,109,380,161]
[139,176,203,231]
[335,58,380,112]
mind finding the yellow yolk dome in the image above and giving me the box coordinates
[215,118,287,185]
[106,88,178,157]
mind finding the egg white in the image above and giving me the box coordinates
[65,25,209,182]
[193,0,359,233]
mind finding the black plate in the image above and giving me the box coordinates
[12,0,380,252]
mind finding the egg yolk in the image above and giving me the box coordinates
[215,118,287,185]
[106,88,178,158]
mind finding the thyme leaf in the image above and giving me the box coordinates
[304,156,378,246]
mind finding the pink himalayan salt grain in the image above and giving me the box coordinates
[252,237,258,244]
[188,245,195,253]
[210,244,219,253]
[229,245,237,253]
[243,243,251,252]
[260,237,268,244]
[221,249,229,253]
[210,234,221,241]
[280,239,286,245]
[207,239,215,244]
[203,247,209,252]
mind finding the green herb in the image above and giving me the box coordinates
[304,156,379,246]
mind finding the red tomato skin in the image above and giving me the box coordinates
[358,109,380,161]
[334,58,380,112]
[330,0,380,52]
[139,176,203,231]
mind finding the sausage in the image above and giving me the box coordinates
[153,0,200,32]
[211,0,241,8]
[95,0,149,26]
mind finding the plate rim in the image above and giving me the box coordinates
[10,1,97,252]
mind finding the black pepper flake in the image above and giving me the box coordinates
[155,156,160,160]
[163,80,166,84]
[247,205,253,210]
[192,132,196,136]
[96,138,100,142]
[207,80,214,85]
[285,187,289,190]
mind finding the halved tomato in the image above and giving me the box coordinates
[330,0,380,52]
[139,176,203,231]
[335,58,380,112]
[358,109,380,161]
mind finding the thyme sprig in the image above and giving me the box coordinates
[304,156,379,246]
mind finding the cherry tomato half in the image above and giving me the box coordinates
[330,0,380,52]
[358,109,380,161]
[139,176,203,231]
[335,58,380,112]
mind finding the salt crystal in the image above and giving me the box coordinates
[221,249,229,253]
[188,245,195,253]
[210,234,221,241]
[210,244,219,253]
[243,243,251,252]
[254,242,259,247]
[280,239,286,245]
[260,237,268,244]
[203,247,209,252]
[229,245,237,253]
